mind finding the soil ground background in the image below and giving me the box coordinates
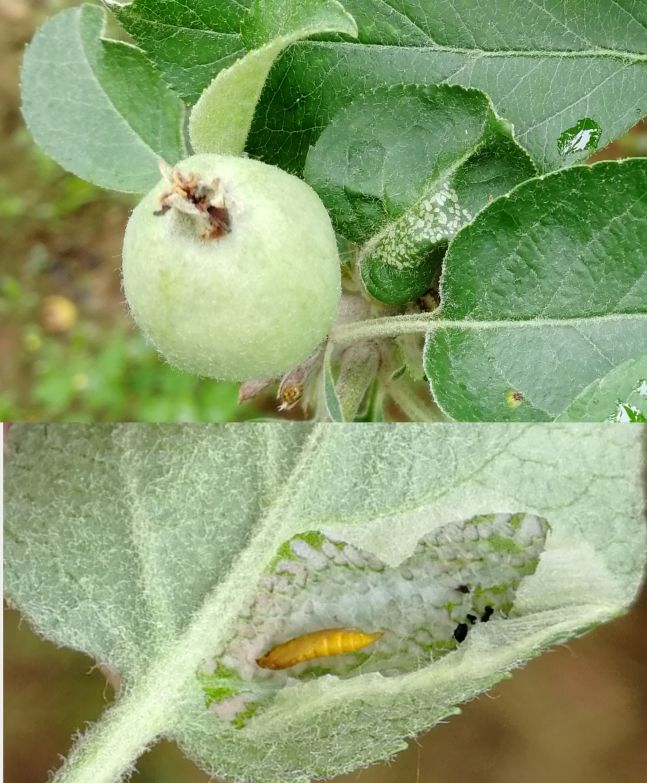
[0,0,267,422]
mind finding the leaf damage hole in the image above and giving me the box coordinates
[199,513,550,726]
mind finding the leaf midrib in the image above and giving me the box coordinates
[297,38,647,62]
[437,312,647,327]
[118,15,244,40]
[329,312,647,350]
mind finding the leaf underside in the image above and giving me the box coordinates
[5,424,646,783]
[21,5,186,193]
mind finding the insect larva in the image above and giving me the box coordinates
[256,628,383,670]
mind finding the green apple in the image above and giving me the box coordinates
[122,154,341,380]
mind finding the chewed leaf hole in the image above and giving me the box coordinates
[199,513,549,726]
[557,117,602,156]
[611,402,647,423]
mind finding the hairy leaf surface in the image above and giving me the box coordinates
[109,0,252,103]
[4,424,646,783]
[109,1,647,173]
[248,0,647,173]
[556,354,647,422]
[189,0,357,156]
[424,159,647,421]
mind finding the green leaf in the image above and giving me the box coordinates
[556,354,647,422]
[106,2,647,172]
[110,0,647,173]
[109,0,252,104]
[21,5,187,193]
[189,0,358,156]
[424,159,647,421]
[247,0,647,174]
[5,424,646,783]
[304,84,536,304]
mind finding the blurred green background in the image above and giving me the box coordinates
[0,0,267,422]
[5,587,647,783]
[2,1,646,424]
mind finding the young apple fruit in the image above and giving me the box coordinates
[122,154,341,381]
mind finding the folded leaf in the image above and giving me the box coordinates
[189,0,358,155]
[106,2,647,173]
[247,0,647,174]
[304,84,535,304]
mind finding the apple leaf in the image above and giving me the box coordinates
[5,424,645,783]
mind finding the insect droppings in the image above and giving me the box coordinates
[481,606,494,623]
[453,623,469,643]
[256,628,383,670]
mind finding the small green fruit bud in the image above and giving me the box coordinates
[122,154,341,381]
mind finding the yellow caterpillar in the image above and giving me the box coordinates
[256,628,383,670]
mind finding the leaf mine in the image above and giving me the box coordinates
[199,512,549,726]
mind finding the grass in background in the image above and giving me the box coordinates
[0,132,261,422]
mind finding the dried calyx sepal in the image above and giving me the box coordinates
[277,348,325,411]
[239,347,326,413]
[154,160,231,239]
[241,337,381,417]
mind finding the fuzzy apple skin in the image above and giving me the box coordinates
[122,154,341,381]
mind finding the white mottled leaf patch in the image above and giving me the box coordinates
[200,512,549,725]
[360,180,471,272]
[5,424,645,783]
[304,85,535,304]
